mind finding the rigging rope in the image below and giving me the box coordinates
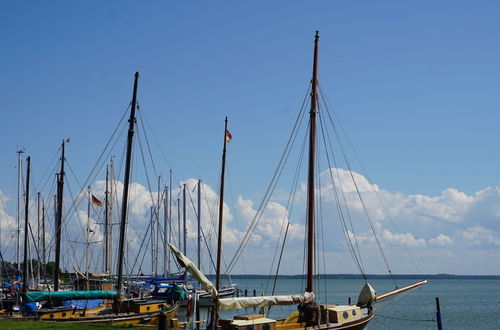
[186,183,217,271]
[267,129,307,295]
[318,109,366,278]
[225,85,311,275]
[319,87,396,283]
[319,84,423,277]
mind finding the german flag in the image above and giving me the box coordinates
[225,130,232,142]
[91,194,103,207]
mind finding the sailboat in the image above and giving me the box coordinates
[20,72,178,326]
[169,32,427,330]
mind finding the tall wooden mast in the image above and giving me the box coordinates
[54,140,66,291]
[116,72,139,299]
[16,150,24,277]
[163,184,169,276]
[197,179,201,269]
[183,183,187,256]
[22,156,31,296]
[306,31,319,294]
[213,117,229,328]
[104,163,110,274]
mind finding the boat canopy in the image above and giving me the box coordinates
[169,243,218,298]
[24,290,117,302]
[219,292,315,311]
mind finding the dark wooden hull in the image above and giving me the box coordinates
[325,312,373,329]
[37,303,178,326]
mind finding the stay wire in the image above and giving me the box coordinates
[186,183,216,271]
[319,84,422,275]
[268,119,308,295]
[320,87,395,283]
[137,107,177,180]
[317,105,366,278]
[317,95,363,269]
[130,209,153,277]
[137,109,159,180]
[225,84,311,274]
[136,122,160,214]
[315,136,329,302]
[48,106,129,264]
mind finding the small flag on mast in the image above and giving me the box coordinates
[91,195,103,207]
[225,130,232,142]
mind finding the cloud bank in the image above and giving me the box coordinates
[0,169,499,276]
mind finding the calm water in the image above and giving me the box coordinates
[214,277,500,330]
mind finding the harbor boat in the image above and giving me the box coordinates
[23,72,178,325]
[175,32,426,330]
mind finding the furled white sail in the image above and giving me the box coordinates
[168,243,218,298]
[219,292,315,311]
[357,281,376,306]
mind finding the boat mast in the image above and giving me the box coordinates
[22,156,30,297]
[116,72,139,299]
[197,179,201,269]
[177,197,181,253]
[306,31,319,294]
[42,199,46,271]
[86,186,91,283]
[54,139,67,292]
[155,177,161,276]
[213,117,229,327]
[168,170,172,274]
[109,159,115,274]
[104,163,110,274]
[16,150,24,277]
[163,184,169,276]
[37,192,41,284]
[183,183,187,256]
[150,206,155,275]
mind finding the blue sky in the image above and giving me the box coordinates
[1,1,499,275]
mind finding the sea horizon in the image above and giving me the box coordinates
[205,273,500,279]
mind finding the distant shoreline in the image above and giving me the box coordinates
[207,274,500,280]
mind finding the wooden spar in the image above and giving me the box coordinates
[150,206,154,274]
[213,117,229,328]
[306,31,319,294]
[375,280,427,301]
[163,185,168,276]
[37,192,41,282]
[22,156,30,296]
[183,183,187,255]
[104,163,109,274]
[109,159,114,274]
[42,199,46,267]
[177,198,181,252]
[197,179,201,269]
[86,187,91,282]
[156,177,161,276]
[54,140,66,291]
[168,169,173,274]
[16,150,24,276]
[116,72,139,301]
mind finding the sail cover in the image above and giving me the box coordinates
[219,292,315,311]
[357,281,376,306]
[25,290,117,302]
[168,243,218,298]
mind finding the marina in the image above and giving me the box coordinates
[1,2,500,330]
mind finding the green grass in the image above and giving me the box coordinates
[0,319,134,329]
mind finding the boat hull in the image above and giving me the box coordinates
[36,302,178,326]
[274,313,373,330]
[222,307,373,330]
